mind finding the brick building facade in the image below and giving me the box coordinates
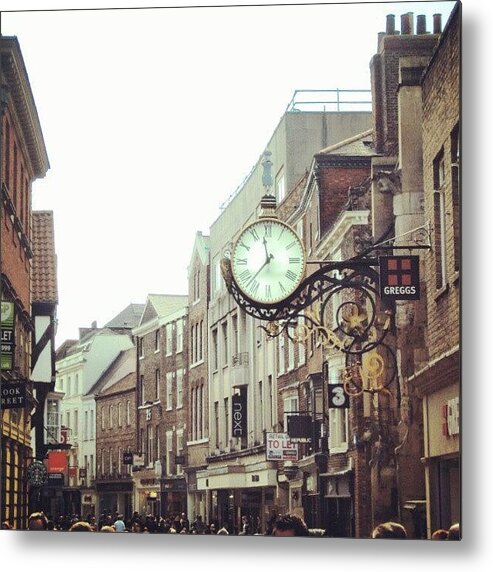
[1,36,50,529]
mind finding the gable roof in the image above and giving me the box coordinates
[187,231,210,276]
[138,294,188,326]
[104,303,145,329]
[92,347,137,397]
[31,211,58,304]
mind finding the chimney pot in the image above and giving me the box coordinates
[401,13,411,35]
[416,14,427,34]
[433,13,442,34]
[386,14,396,35]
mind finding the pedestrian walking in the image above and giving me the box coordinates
[371,521,407,539]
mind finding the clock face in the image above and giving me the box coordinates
[232,218,306,304]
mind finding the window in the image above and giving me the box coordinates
[176,369,183,408]
[90,410,94,439]
[328,358,348,451]
[191,388,196,441]
[156,426,160,463]
[74,375,79,396]
[155,330,160,352]
[74,409,78,436]
[276,170,286,203]
[109,405,114,429]
[199,320,204,361]
[147,425,154,465]
[101,449,105,476]
[258,380,264,430]
[166,323,173,355]
[212,328,218,371]
[278,333,285,375]
[109,448,113,475]
[176,319,184,353]
[84,410,88,440]
[298,316,306,366]
[451,123,460,272]
[214,259,222,294]
[433,149,447,289]
[176,430,184,475]
[118,447,122,474]
[67,376,72,396]
[283,395,299,432]
[214,402,220,448]
[222,321,228,366]
[268,375,274,429]
[118,403,122,427]
[198,385,204,439]
[166,431,173,476]
[288,335,295,371]
[232,314,239,357]
[155,369,160,401]
[166,372,173,410]
[139,337,144,359]
[126,400,131,425]
[224,397,229,447]
[140,375,145,405]
[191,324,196,364]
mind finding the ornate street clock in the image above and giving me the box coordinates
[231,217,306,305]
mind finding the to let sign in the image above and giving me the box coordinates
[1,301,15,371]
[266,433,299,461]
[1,382,26,409]
[232,393,247,438]
[379,256,420,300]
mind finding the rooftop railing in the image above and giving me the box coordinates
[286,89,372,112]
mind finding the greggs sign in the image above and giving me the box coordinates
[379,256,420,300]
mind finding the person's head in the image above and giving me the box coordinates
[217,527,229,535]
[431,529,448,540]
[372,521,407,539]
[100,525,115,533]
[69,521,93,532]
[272,514,309,537]
[2,521,12,530]
[447,523,460,540]
[28,512,48,531]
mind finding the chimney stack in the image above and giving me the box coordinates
[416,14,427,34]
[433,13,442,34]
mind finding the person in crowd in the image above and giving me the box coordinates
[216,526,229,535]
[371,521,408,539]
[100,525,115,533]
[447,523,460,540]
[69,520,93,532]
[271,514,309,537]
[28,512,48,531]
[113,514,126,532]
[2,521,12,530]
[192,514,206,534]
[431,528,448,540]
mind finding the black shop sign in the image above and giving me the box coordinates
[1,382,26,409]
[379,256,420,300]
[232,393,247,438]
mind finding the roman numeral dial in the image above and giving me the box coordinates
[231,218,306,304]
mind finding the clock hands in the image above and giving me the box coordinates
[247,251,274,287]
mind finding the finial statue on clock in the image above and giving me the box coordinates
[223,150,306,307]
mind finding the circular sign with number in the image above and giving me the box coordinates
[27,460,48,487]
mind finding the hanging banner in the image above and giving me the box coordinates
[47,451,68,474]
[1,301,15,371]
[232,393,247,438]
[287,415,312,443]
[379,256,420,300]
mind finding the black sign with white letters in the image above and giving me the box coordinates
[1,382,26,409]
[379,256,420,300]
[232,393,247,438]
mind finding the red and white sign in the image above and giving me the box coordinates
[47,451,68,474]
[266,432,299,461]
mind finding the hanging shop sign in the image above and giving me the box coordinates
[266,432,299,461]
[1,381,26,409]
[287,415,312,443]
[123,451,133,465]
[1,301,15,371]
[46,473,65,488]
[379,256,420,300]
[47,451,68,474]
[232,393,247,438]
[328,383,350,408]
[27,460,48,487]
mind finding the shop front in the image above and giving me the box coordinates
[96,479,133,519]
[197,455,278,534]
[160,476,187,517]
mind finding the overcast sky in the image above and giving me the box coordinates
[2,1,455,345]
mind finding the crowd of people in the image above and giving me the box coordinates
[2,511,460,539]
